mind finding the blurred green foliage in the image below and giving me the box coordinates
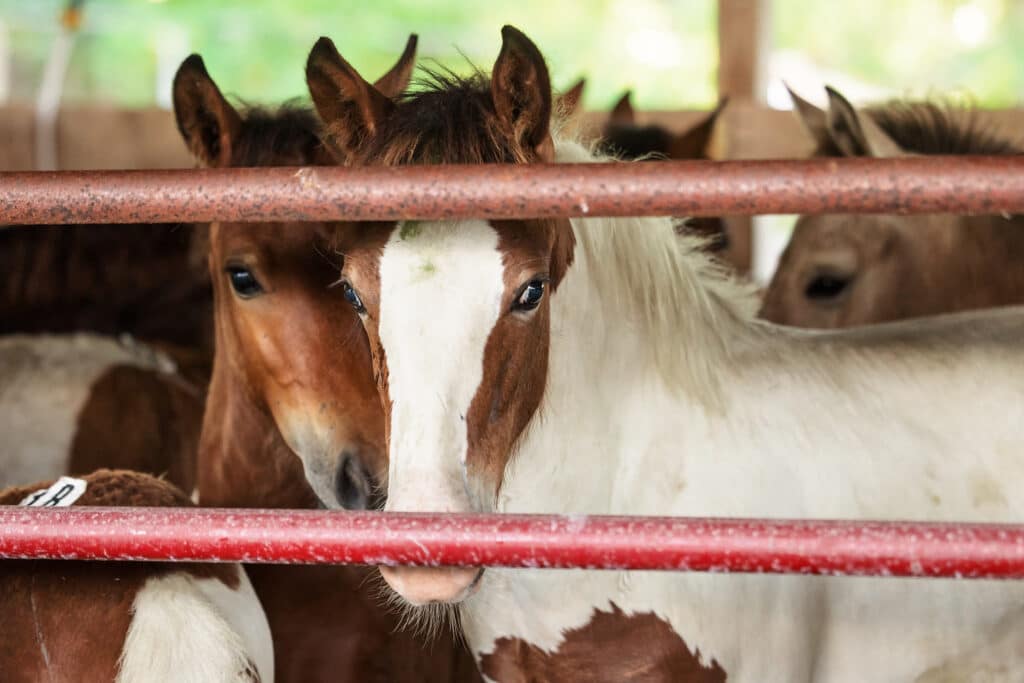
[1,0,1021,110]
[1,0,716,109]
[775,0,1024,106]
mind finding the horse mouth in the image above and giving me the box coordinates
[379,565,485,605]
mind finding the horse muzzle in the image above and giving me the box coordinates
[379,565,484,605]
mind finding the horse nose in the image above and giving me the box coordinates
[334,452,374,510]
[379,565,484,605]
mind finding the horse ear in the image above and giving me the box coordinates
[556,78,586,119]
[306,36,393,158]
[786,82,831,150]
[669,96,727,160]
[549,223,576,292]
[172,54,242,168]
[491,25,553,159]
[372,34,418,99]
[825,86,906,158]
[609,91,635,126]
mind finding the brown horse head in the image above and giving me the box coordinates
[307,25,575,603]
[172,39,416,510]
[760,86,1024,328]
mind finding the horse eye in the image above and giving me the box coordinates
[513,280,546,312]
[804,274,850,301]
[226,266,263,299]
[342,281,366,314]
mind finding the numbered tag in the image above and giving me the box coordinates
[20,477,87,507]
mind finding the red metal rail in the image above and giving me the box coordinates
[2,156,1024,225]
[2,507,1024,579]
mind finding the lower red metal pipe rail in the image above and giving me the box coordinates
[2,507,1024,579]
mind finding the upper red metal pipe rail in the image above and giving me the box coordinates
[3,507,1024,579]
[2,156,1023,225]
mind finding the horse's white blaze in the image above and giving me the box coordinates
[378,221,504,514]
[0,334,177,487]
[117,568,273,683]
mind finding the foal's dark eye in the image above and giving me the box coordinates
[226,266,263,298]
[513,280,546,312]
[804,274,851,301]
[341,281,366,314]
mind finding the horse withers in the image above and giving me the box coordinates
[310,25,1024,682]
[0,469,271,682]
[172,45,481,683]
[760,85,1024,327]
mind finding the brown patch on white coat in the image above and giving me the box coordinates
[479,604,726,683]
[0,333,203,491]
[0,469,269,682]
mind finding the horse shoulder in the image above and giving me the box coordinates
[118,565,272,683]
[478,602,726,683]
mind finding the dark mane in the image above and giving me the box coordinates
[350,68,530,165]
[232,102,329,167]
[599,124,673,160]
[820,100,1020,157]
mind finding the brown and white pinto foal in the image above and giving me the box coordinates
[173,48,480,683]
[0,333,202,491]
[0,469,271,682]
[310,25,1024,682]
[760,85,1024,328]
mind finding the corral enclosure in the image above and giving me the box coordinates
[6,4,1024,682]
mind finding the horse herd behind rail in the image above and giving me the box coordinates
[1,25,1023,683]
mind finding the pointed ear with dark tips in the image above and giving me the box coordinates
[556,78,585,119]
[306,36,393,158]
[373,34,418,99]
[786,82,831,151]
[825,85,906,158]
[491,25,553,158]
[609,91,635,126]
[669,96,728,160]
[172,54,242,168]
[549,223,576,291]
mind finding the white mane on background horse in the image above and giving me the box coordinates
[551,138,760,405]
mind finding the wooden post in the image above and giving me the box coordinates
[717,0,770,274]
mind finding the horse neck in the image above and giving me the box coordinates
[197,354,317,509]
[501,218,755,513]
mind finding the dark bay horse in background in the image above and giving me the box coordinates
[309,24,1024,681]
[173,46,480,683]
[760,85,1024,327]
[0,222,212,372]
[598,91,734,264]
[0,470,271,682]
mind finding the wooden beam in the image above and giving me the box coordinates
[717,0,770,274]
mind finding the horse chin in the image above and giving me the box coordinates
[379,565,484,606]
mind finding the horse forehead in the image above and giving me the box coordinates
[379,220,506,289]
[378,220,506,349]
